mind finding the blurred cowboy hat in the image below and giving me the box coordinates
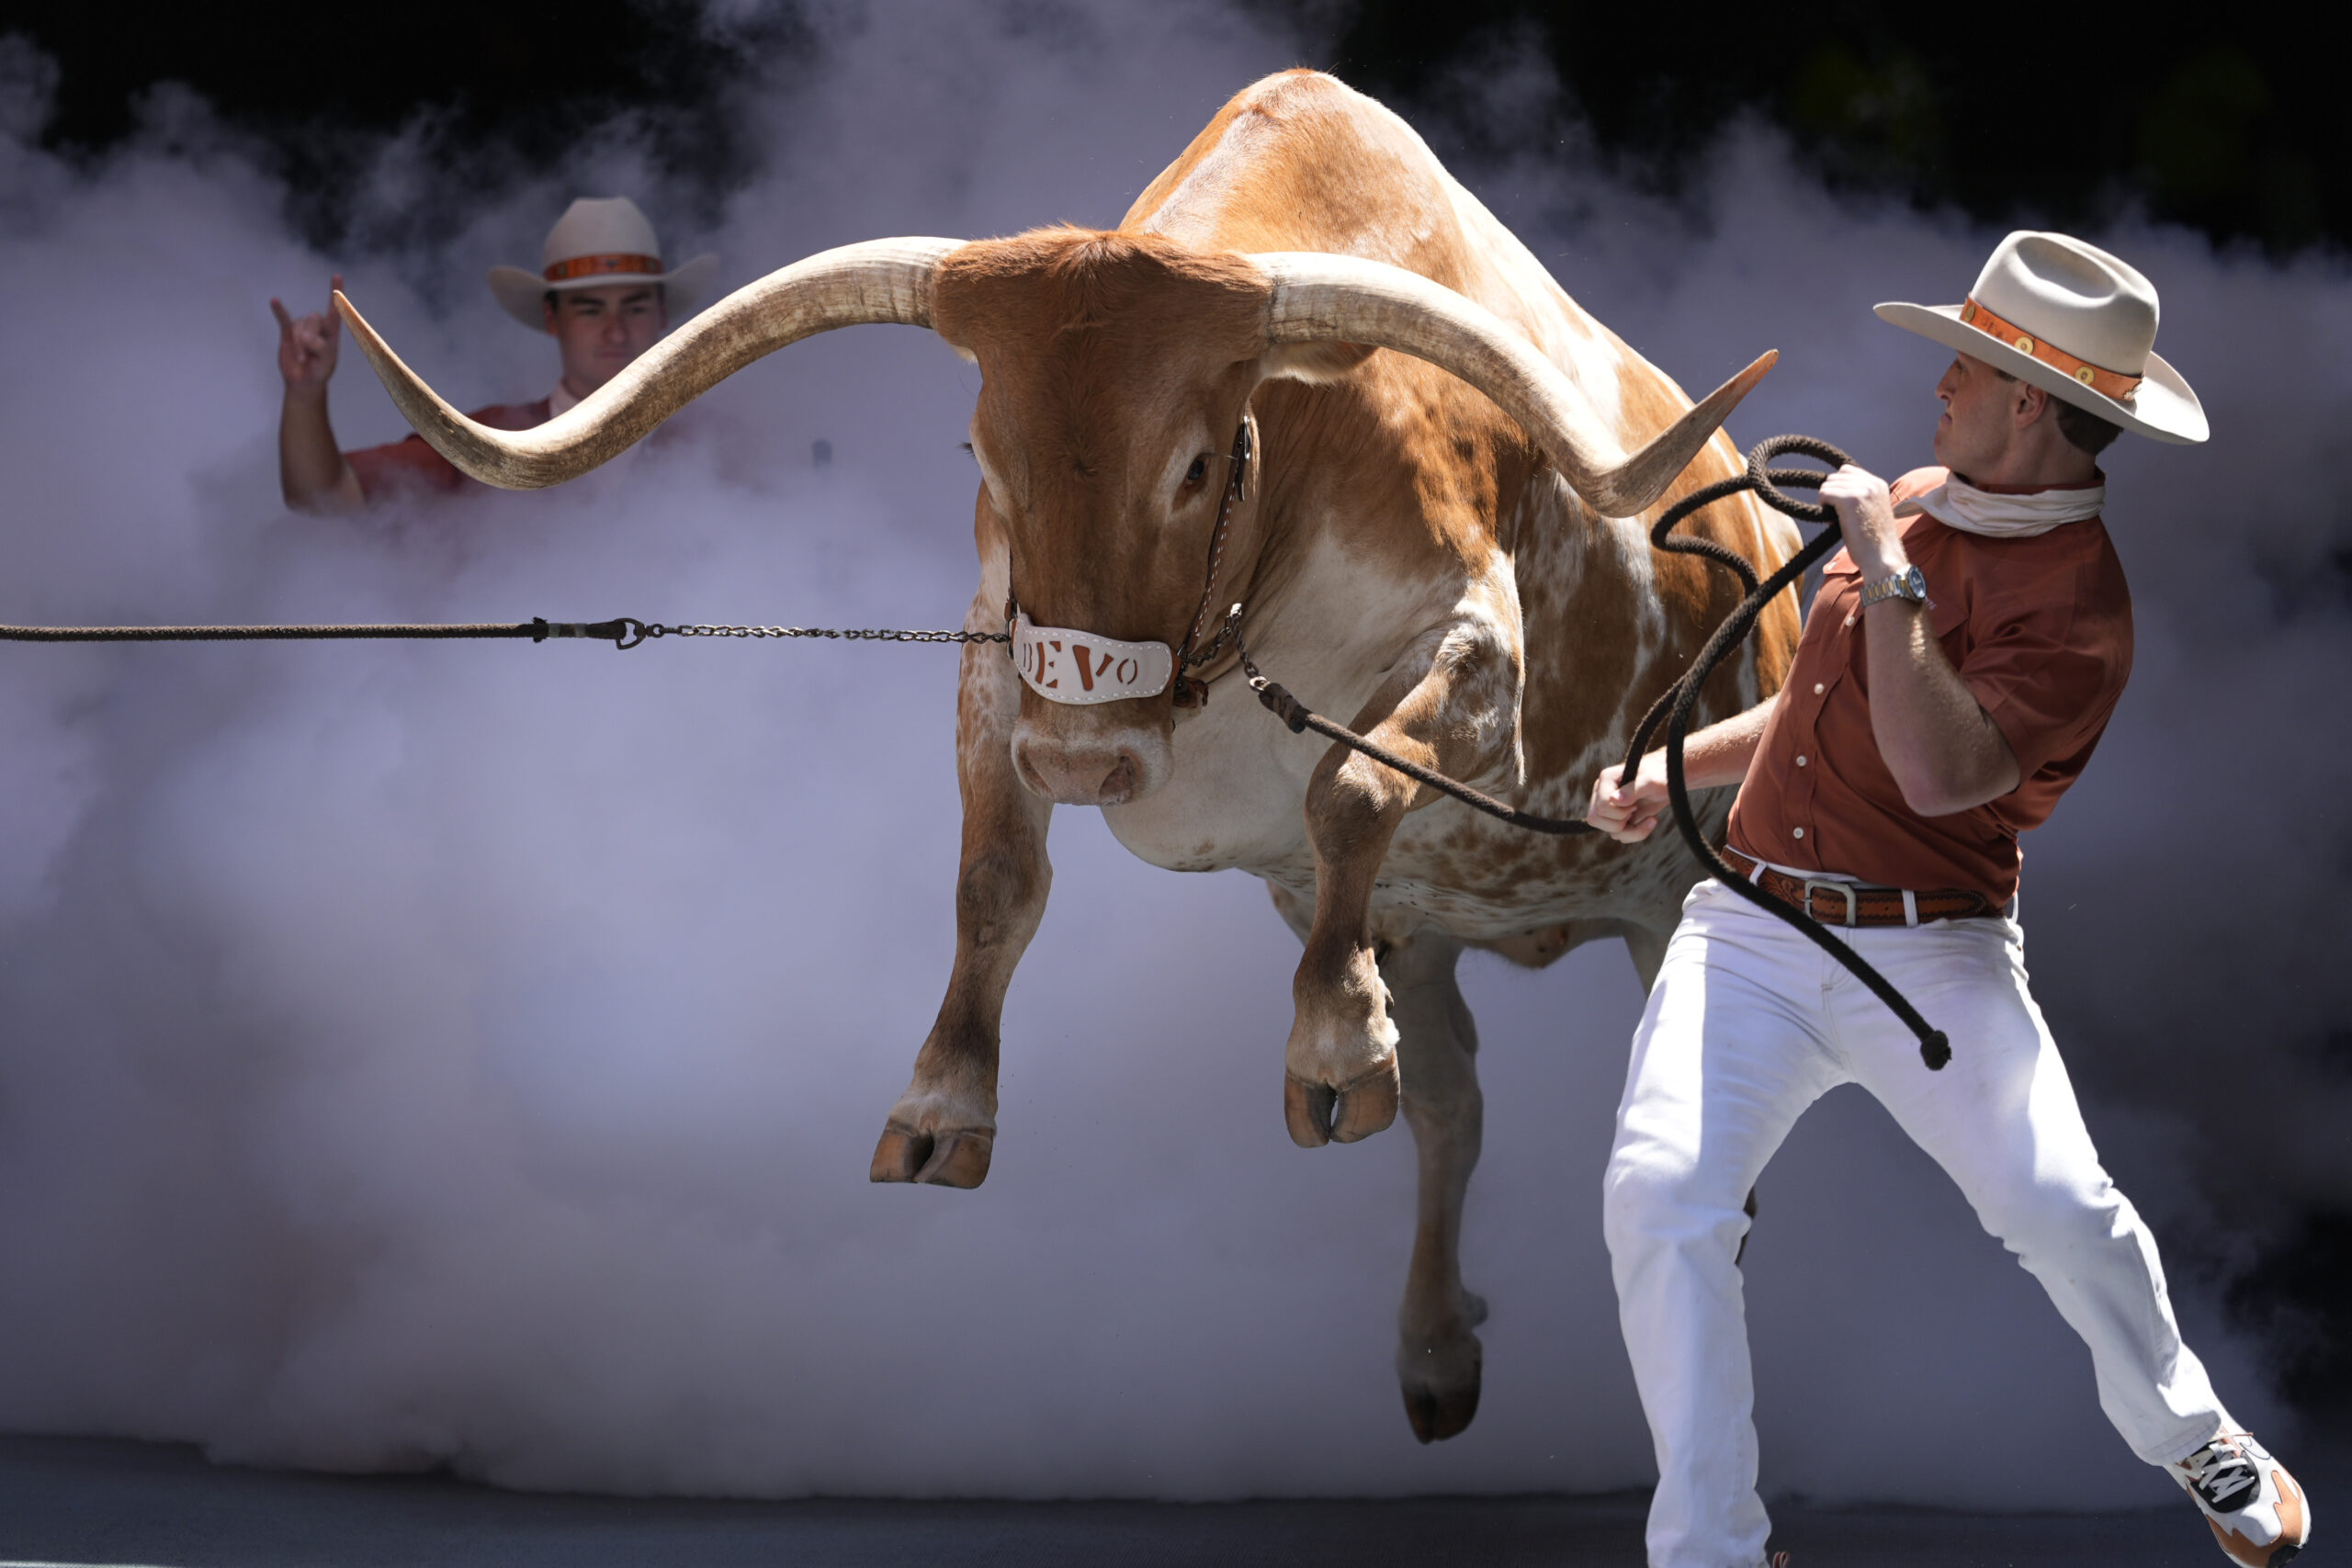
[1876,231,2206,445]
[487,196,718,331]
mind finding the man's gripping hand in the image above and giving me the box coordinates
[1588,751,1670,844]
[1820,463,1909,581]
[271,274,345,393]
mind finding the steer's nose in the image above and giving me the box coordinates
[1012,739,1142,806]
[1010,723,1173,806]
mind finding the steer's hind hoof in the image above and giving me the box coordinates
[868,1124,994,1188]
[1284,1062,1401,1148]
[1398,1328,1483,1443]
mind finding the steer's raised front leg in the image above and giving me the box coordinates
[1286,621,1521,1147]
[870,613,1051,1189]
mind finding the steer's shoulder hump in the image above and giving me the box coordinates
[1122,73,1462,264]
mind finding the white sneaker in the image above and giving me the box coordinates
[2173,1432,2311,1566]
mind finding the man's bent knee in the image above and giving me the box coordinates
[1603,1147,1750,1260]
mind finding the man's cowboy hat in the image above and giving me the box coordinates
[1876,231,2207,446]
[487,197,718,331]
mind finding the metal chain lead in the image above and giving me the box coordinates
[642,623,1008,645]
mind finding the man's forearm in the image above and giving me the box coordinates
[1860,602,2019,814]
[1679,692,1779,790]
[1833,465,2021,817]
[279,389,364,514]
[1589,691,1777,842]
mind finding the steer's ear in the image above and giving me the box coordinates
[1259,340,1376,385]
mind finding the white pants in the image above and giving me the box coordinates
[1603,879,2232,1568]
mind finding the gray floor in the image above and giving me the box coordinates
[0,1434,2306,1566]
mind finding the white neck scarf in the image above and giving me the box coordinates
[1905,474,2105,538]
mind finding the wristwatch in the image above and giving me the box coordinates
[1858,565,1929,610]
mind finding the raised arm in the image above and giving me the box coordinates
[272,275,365,515]
[1821,465,2020,815]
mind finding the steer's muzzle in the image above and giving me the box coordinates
[1010,715,1172,807]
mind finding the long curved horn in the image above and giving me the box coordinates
[334,238,964,491]
[1250,252,1774,518]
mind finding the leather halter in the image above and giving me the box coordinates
[1170,415,1253,707]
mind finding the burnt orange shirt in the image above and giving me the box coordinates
[345,399,550,501]
[1725,467,2133,905]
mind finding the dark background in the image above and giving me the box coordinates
[0,1,2337,256]
[2,0,2346,1432]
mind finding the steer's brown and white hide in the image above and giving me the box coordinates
[335,68,1800,1447]
[880,73,1800,1440]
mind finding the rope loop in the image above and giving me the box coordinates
[1745,433,1848,524]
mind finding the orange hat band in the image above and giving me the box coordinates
[1961,298,2143,402]
[543,253,664,283]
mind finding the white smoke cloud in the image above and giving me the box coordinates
[0,0,2341,1512]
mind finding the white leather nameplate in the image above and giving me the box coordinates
[1011,613,1172,705]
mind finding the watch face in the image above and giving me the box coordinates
[1904,566,1927,600]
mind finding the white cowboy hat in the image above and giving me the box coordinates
[487,196,719,332]
[1875,231,2206,446]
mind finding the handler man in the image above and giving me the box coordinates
[1589,231,2309,1568]
[270,197,715,513]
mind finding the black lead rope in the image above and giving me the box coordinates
[1241,432,1950,1071]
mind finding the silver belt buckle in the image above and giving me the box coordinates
[1804,878,1859,927]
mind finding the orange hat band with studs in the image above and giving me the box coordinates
[543,253,665,283]
[1961,297,2143,402]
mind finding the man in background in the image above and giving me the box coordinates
[271,196,715,513]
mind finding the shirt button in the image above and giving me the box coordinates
[1792,827,1805,840]
[1795,754,1808,766]
[1813,682,1826,695]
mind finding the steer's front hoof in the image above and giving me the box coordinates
[869,1123,994,1188]
[918,1129,994,1187]
[1284,1076,1336,1147]
[1284,1061,1400,1147]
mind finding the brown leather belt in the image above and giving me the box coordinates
[1720,846,1995,927]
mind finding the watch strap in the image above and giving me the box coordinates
[1859,568,1928,609]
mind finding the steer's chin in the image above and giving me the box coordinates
[1011,727,1171,807]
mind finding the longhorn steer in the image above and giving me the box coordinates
[340,70,1802,1445]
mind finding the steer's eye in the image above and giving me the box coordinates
[1183,456,1209,487]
